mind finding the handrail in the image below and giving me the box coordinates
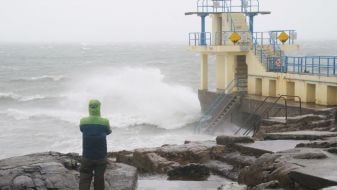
[234,95,269,135]
[195,93,226,133]
[285,56,337,76]
[189,32,212,46]
[203,95,239,133]
[240,95,302,136]
[195,79,238,133]
[196,0,260,13]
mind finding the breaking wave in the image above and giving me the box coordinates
[0,92,62,102]
[64,67,201,129]
[0,67,201,129]
[11,75,66,82]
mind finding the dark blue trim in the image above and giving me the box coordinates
[80,124,109,160]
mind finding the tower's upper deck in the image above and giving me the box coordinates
[185,0,270,15]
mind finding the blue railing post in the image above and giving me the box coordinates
[312,57,314,74]
[318,56,321,75]
[199,14,208,46]
[333,57,336,75]
[285,56,288,73]
[327,58,330,76]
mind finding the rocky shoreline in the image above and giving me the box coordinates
[1,109,337,190]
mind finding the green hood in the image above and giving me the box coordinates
[89,99,101,116]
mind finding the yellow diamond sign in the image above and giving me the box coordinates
[229,32,241,44]
[278,32,289,44]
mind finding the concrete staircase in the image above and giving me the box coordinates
[204,95,241,134]
[236,56,248,94]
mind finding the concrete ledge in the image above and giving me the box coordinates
[263,131,337,140]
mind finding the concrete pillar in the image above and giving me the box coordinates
[306,83,317,103]
[212,14,222,45]
[262,78,269,96]
[247,77,255,95]
[200,54,208,90]
[276,77,286,96]
[294,81,306,102]
[215,54,236,93]
[216,54,226,91]
[268,80,277,97]
[316,84,328,105]
[225,54,236,93]
[327,86,337,106]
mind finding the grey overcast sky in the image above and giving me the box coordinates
[0,0,336,42]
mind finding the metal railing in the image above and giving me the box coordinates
[285,56,337,76]
[189,31,337,77]
[235,95,302,136]
[195,79,239,133]
[189,32,212,46]
[196,0,260,13]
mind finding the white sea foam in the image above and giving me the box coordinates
[12,75,66,82]
[63,67,201,129]
[30,75,65,81]
[1,67,201,129]
[0,92,67,104]
[0,92,47,102]
[3,108,80,123]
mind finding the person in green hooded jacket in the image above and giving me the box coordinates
[79,99,112,190]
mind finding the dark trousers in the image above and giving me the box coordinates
[79,158,107,190]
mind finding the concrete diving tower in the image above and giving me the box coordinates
[186,0,337,107]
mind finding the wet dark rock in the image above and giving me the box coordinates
[327,148,337,154]
[296,141,337,148]
[217,183,246,190]
[249,180,281,190]
[133,152,178,173]
[256,112,337,138]
[0,152,137,190]
[238,154,300,188]
[289,171,337,190]
[292,152,327,159]
[116,150,134,166]
[263,131,337,140]
[216,135,254,145]
[232,143,272,157]
[216,151,256,168]
[240,147,337,189]
[167,163,210,181]
[205,160,238,181]
[115,141,226,174]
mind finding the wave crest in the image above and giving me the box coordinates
[0,92,59,102]
[12,75,66,82]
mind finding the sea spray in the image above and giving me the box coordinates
[65,66,201,129]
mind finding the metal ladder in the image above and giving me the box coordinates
[195,79,243,134]
[203,95,241,134]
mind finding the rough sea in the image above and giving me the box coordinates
[0,41,336,159]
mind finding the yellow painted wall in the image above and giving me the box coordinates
[255,78,262,96]
[269,80,277,97]
[327,86,337,105]
[306,84,316,103]
[216,55,226,90]
[195,13,337,106]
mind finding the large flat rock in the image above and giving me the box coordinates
[284,149,337,189]
[237,140,308,153]
[116,141,227,173]
[239,148,337,189]
[263,131,337,140]
[0,152,137,190]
